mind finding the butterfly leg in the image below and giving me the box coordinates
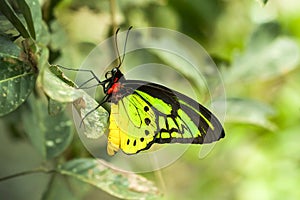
[79,94,110,127]
[57,65,104,89]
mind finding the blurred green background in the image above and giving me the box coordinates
[1,0,300,199]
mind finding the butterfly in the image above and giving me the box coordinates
[103,68,225,155]
[69,27,225,156]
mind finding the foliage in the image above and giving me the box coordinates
[1,0,300,199]
[0,0,158,199]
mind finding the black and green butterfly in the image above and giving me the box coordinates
[103,67,225,155]
[68,28,225,155]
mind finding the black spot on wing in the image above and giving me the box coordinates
[144,118,151,125]
[144,106,149,112]
[145,130,150,136]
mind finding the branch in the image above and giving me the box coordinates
[0,167,56,182]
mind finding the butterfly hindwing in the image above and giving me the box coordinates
[108,92,157,155]
[107,80,225,155]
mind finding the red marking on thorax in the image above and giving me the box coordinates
[107,78,121,94]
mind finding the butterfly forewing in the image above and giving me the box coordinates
[107,79,224,155]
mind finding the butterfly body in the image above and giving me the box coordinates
[105,68,225,155]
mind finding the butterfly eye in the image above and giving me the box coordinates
[112,68,118,74]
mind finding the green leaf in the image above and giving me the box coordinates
[0,36,36,116]
[0,0,30,38]
[225,22,300,83]
[0,58,36,116]
[37,21,51,45]
[49,21,69,51]
[223,98,276,130]
[57,158,161,200]
[247,22,281,51]
[43,66,82,102]
[0,15,18,36]
[48,98,66,116]
[49,65,76,87]
[44,65,109,138]
[0,35,20,57]
[22,95,73,159]
[15,0,36,39]
[73,94,109,139]
[24,0,50,44]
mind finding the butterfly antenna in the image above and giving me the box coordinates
[116,26,133,69]
[114,28,122,69]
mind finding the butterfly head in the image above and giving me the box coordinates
[105,67,123,81]
[103,67,124,95]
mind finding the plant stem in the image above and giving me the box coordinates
[0,167,56,182]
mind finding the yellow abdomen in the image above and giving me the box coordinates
[107,104,120,156]
[107,103,152,155]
